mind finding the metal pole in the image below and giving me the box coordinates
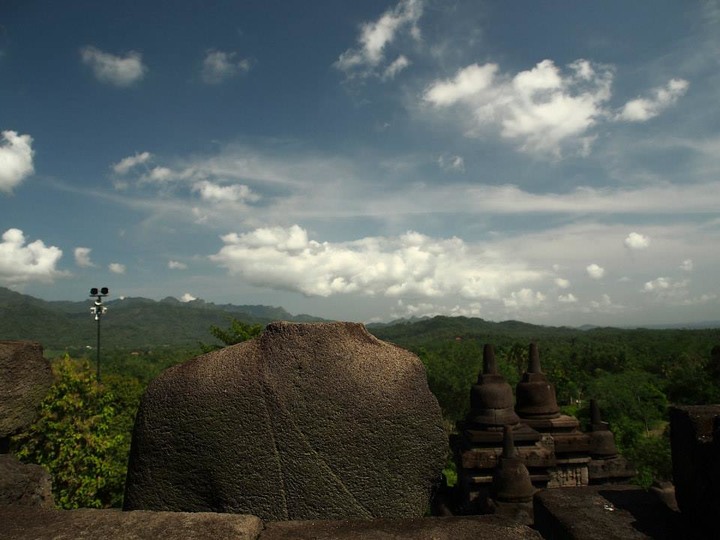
[96,309,101,382]
[90,287,108,383]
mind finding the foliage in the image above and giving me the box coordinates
[376,317,719,487]
[8,313,720,504]
[11,356,142,509]
[623,429,673,489]
[199,318,264,352]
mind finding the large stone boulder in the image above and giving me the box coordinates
[124,322,447,521]
[0,341,53,444]
[0,454,54,508]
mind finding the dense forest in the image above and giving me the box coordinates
[10,314,720,509]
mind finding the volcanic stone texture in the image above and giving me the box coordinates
[534,485,678,539]
[0,341,52,440]
[124,321,447,521]
[0,508,263,540]
[0,454,54,508]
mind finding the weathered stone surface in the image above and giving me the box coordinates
[0,454,54,508]
[534,485,678,540]
[0,507,263,540]
[124,322,446,521]
[259,516,542,540]
[0,341,52,439]
[669,404,720,539]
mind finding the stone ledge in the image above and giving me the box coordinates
[0,508,542,540]
[0,508,263,540]
[533,485,679,540]
[259,515,542,539]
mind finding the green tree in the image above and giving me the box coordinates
[199,318,263,352]
[11,356,135,509]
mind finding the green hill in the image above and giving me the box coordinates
[0,287,325,350]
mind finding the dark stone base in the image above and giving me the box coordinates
[0,508,542,540]
[534,485,679,539]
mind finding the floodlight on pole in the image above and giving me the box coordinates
[89,287,109,382]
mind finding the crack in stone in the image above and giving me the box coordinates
[260,372,373,519]
[258,376,289,519]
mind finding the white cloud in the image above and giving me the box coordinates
[210,225,543,299]
[616,79,689,122]
[74,247,95,268]
[586,263,605,279]
[642,277,691,303]
[424,63,499,106]
[192,181,259,203]
[680,259,694,272]
[554,277,571,289]
[147,166,174,182]
[112,151,151,175]
[0,131,34,193]
[624,232,650,250]
[590,294,614,310]
[180,292,196,302]
[503,288,546,309]
[382,55,411,80]
[168,260,187,270]
[0,228,64,284]
[390,299,484,320]
[80,46,147,87]
[558,293,578,303]
[201,50,251,84]
[643,277,688,292]
[437,154,465,173]
[424,59,613,156]
[334,0,423,79]
[109,262,126,274]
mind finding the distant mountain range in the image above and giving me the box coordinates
[1,286,717,351]
[0,287,325,350]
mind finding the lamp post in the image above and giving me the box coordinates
[90,287,109,382]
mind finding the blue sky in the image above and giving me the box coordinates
[1,0,719,326]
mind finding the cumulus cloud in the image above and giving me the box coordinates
[554,277,571,289]
[643,277,688,292]
[334,0,422,79]
[0,228,64,284]
[616,79,689,122]
[642,277,691,303]
[210,225,542,299]
[192,181,259,203]
[424,59,613,156]
[168,260,187,270]
[147,166,174,182]
[109,262,126,274]
[74,247,95,268]
[624,232,650,250]
[80,46,147,86]
[201,50,251,84]
[503,288,546,309]
[586,263,605,279]
[590,294,615,310]
[390,299,484,320]
[680,259,694,272]
[437,154,465,173]
[558,293,578,303]
[0,131,34,193]
[180,292,196,302]
[112,151,151,175]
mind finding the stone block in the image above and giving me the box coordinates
[0,341,52,440]
[124,322,447,521]
[0,454,54,508]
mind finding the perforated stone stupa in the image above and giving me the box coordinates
[452,342,635,515]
